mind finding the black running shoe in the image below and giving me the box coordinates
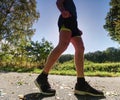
[74,81,104,96]
[34,78,56,95]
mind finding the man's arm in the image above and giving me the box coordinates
[56,0,65,13]
[56,0,71,18]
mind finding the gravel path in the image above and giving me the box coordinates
[0,72,120,100]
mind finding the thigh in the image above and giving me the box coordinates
[58,30,72,46]
[71,36,85,51]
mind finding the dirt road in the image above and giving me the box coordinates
[0,72,120,100]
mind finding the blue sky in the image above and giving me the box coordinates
[32,0,119,54]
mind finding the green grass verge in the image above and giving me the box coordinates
[0,66,120,77]
[1,61,120,77]
[50,70,120,77]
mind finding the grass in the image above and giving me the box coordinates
[1,66,119,77]
[0,61,120,77]
[32,69,120,77]
[50,70,120,77]
[85,71,120,77]
[50,70,76,76]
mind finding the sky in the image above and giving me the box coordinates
[32,0,119,54]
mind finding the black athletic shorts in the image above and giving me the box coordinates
[58,15,82,37]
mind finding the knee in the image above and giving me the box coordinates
[76,45,85,54]
[81,45,85,52]
[56,42,69,52]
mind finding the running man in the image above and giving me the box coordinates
[34,0,104,96]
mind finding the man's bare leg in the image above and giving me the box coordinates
[43,30,72,73]
[34,30,72,95]
[71,36,104,96]
[71,36,85,77]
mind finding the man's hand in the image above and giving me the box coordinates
[62,10,71,18]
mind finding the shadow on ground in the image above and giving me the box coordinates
[22,93,55,100]
[75,94,106,100]
[21,93,106,100]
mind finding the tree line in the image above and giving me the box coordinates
[85,47,120,63]
[59,47,120,63]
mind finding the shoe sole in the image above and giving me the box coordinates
[34,80,55,95]
[74,90,104,96]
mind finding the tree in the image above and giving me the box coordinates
[0,0,40,67]
[104,47,120,62]
[104,0,120,43]
[25,38,53,67]
[85,47,120,63]
[84,51,105,63]
[59,54,74,63]
[0,0,39,44]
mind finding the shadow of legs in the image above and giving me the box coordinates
[75,94,106,100]
[23,92,55,100]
